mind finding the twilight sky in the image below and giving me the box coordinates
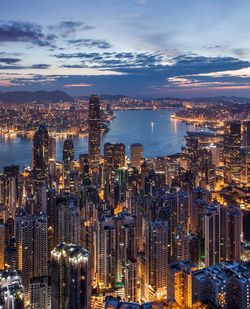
[1,0,250,97]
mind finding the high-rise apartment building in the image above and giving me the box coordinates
[32,213,48,278]
[167,260,197,307]
[192,261,250,308]
[224,121,242,185]
[50,243,91,309]
[33,125,49,185]
[30,276,51,309]
[0,270,24,309]
[104,143,126,170]
[88,95,101,169]
[145,220,168,299]
[130,143,144,170]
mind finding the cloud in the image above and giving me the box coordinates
[2,51,250,96]
[67,39,112,49]
[48,21,94,37]
[64,83,93,87]
[0,63,50,70]
[55,51,169,70]
[0,58,20,64]
[30,64,51,69]
[0,21,56,47]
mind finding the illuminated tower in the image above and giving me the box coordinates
[96,216,116,289]
[63,138,74,165]
[33,125,49,185]
[245,119,250,185]
[16,211,33,302]
[0,223,4,270]
[204,204,221,267]
[30,276,51,309]
[63,137,74,191]
[115,212,137,289]
[226,205,243,262]
[167,260,197,307]
[58,199,80,245]
[2,165,19,219]
[145,220,168,299]
[32,213,48,278]
[0,270,24,309]
[104,143,126,170]
[48,136,56,161]
[130,143,144,170]
[224,121,241,185]
[50,243,91,309]
[88,95,101,169]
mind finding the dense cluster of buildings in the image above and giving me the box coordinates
[0,95,250,308]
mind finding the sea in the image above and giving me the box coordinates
[0,109,205,170]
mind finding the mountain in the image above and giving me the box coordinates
[0,90,73,104]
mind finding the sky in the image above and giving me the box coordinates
[1,0,250,97]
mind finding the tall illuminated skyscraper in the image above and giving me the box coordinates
[245,119,250,185]
[63,138,74,165]
[30,276,51,309]
[145,220,168,299]
[33,125,49,185]
[224,121,241,185]
[48,136,56,161]
[88,95,101,169]
[104,143,126,170]
[32,213,48,278]
[204,204,221,267]
[0,270,24,309]
[63,138,74,191]
[16,211,33,302]
[58,199,80,245]
[130,143,144,170]
[0,223,5,270]
[50,243,91,309]
[167,260,196,307]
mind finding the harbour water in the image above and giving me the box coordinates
[0,110,204,170]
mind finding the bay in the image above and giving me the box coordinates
[0,110,203,170]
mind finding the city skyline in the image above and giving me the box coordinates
[0,95,250,307]
[2,0,250,97]
[1,1,250,307]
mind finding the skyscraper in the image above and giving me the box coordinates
[16,211,33,302]
[130,143,144,170]
[30,276,51,309]
[0,223,5,270]
[63,138,74,165]
[145,220,168,299]
[88,95,101,169]
[0,270,24,309]
[32,213,48,278]
[48,136,56,161]
[167,260,197,307]
[245,119,250,185]
[58,198,80,245]
[224,121,242,185]
[192,261,250,308]
[104,143,126,170]
[33,125,49,185]
[50,243,91,309]
[63,137,74,191]
[204,204,221,267]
